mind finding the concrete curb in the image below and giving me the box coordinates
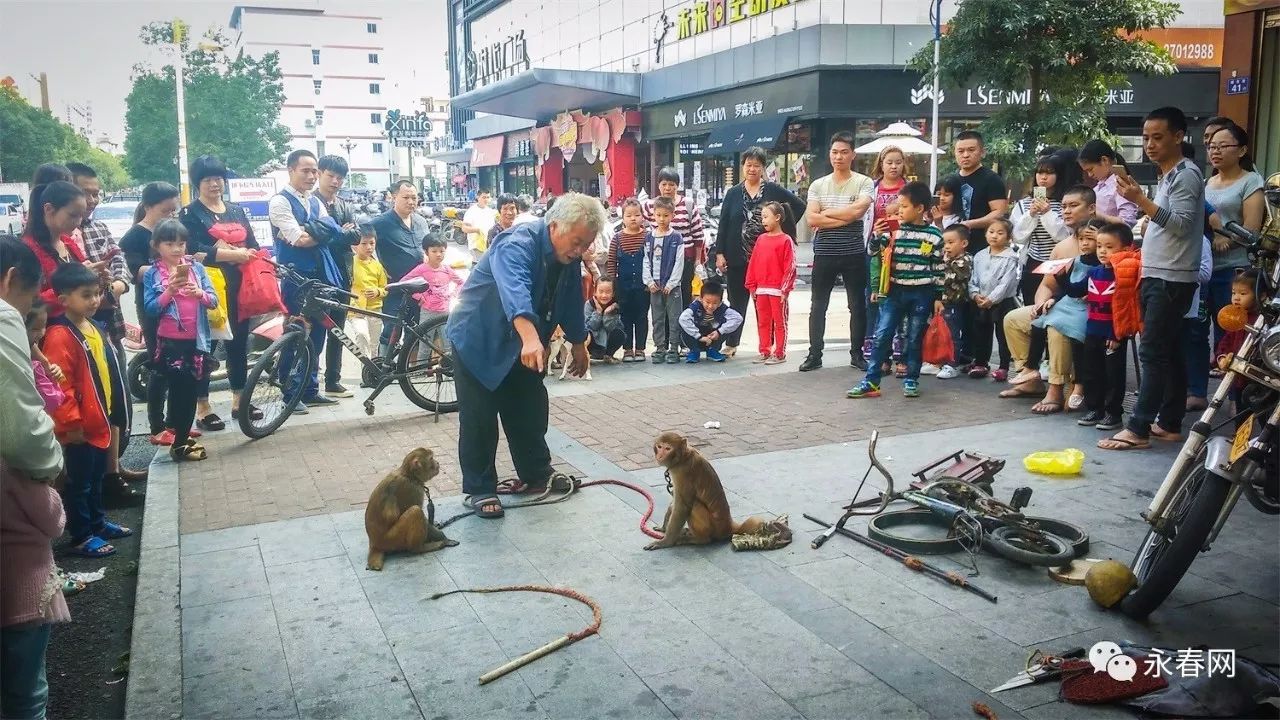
[124,449,182,720]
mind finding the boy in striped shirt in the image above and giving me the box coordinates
[848,181,945,399]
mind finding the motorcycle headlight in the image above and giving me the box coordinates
[1261,326,1280,374]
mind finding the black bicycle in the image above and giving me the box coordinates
[238,261,458,439]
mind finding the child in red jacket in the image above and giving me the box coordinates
[744,202,796,364]
[41,264,131,558]
[1215,268,1261,408]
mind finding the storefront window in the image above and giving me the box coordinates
[767,122,816,197]
[503,163,536,197]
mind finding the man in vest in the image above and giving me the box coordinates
[269,149,342,411]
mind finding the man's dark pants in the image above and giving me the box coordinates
[1126,278,1197,438]
[324,307,347,386]
[454,355,554,497]
[281,271,329,399]
[808,253,867,362]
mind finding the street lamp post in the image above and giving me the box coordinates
[174,20,191,205]
[928,0,942,190]
[340,137,357,158]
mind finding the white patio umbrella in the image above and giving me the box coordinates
[855,134,943,155]
[876,121,924,137]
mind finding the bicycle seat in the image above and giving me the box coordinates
[386,278,429,293]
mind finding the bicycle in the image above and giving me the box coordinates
[238,261,458,439]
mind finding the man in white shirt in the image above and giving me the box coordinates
[800,131,875,372]
[458,190,498,262]
[268,149,338,409]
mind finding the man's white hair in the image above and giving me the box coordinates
[545,192,607,236]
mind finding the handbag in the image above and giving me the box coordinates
[237,249,287,322]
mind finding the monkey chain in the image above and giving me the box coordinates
[429,584,603,685]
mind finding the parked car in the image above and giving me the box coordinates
[92,200,138,240]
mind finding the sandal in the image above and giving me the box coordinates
[999,386,1043,399]
[230,405,265,421]
[1150,426,1185,442]
[1031,401,1063,415]
[1098,434,1151,451]
[170,440,208,462]
[149,429,176,446]
[1067,394,1085,412]
[496,478,548,496]
[464,495,504,519]
[98,521,133,539]
[69,535,115,558]
[196,413,225,431]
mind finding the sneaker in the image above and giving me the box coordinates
[685,351,700,363]
[706,348,726,362]
[303,394,338,406]
[902,379,920,398]
[850,356,868,371]
[651,350,666,364]
[920,362,941,376]
[325,382,353,398]
[1096,413,1124,431]
[967,365,990,379]
[1077,410,1105,427]
[936,365,960,379]
[291,400,310,415]
[846,380,881,399]
[991,369,1008,382]
[753,353,771,364]
[667,350,680,364]
[764,355,786,365]
[798,355,822,372]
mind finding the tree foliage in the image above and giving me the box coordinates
[0,87,131,190]
[124,21,292,184]
[910,0,1180,176]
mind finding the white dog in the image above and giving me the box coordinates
[548,328,591,381]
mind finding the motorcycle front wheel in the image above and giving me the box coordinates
[1121,454,1232,619]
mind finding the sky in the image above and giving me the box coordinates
[0,0,449,147]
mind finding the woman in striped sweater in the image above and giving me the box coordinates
[1010,155,1071,305]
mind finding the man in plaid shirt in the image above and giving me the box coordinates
[70,162,147,500]
[69,163,131,347]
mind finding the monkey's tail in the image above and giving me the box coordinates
[576,478,664,539]
[429,584,603,684]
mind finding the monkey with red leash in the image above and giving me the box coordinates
[645,431,767,550]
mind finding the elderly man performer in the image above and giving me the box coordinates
[446,192,606,519]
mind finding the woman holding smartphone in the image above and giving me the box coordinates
[1009,155,1071,305]
[1078,140,1138,226]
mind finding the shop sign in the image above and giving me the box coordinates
[385,109,433,148]
[675,0,808,41]
[463,31,530,92]
[552,113,578,160]
[648,74,818,139]
[909,83,1135,108]
[505,136,534,160]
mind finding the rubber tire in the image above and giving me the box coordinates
[238,331,311,440]
[984,525,1074,567]
[1024,516,1090,558]
[1121,469,1232,620]
[397,316,459,414]
[127,353,149,403]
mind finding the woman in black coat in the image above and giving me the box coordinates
[715,146,805,355]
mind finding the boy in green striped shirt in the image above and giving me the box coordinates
[849,181,945,399]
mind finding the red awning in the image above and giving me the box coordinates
[471,136,505,167]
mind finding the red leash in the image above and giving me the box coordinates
[577,478,664,539]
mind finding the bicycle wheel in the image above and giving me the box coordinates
[984,525,1074,567]
[239,330,312,439]
[397,315,459,413]
[127,352,149,403]
[1121,462,1231,619]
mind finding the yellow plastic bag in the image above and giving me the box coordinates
[691,273,703,297]
[1023,448,1085,475]
[204,266,232,340]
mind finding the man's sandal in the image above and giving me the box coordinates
[1098,435,1152,451]
[98,521,133,539]
[464,495,504,518]
[496,478,547,495]
[69,535,115,558]
[1031,401,1063,415]
[170,439,208,462]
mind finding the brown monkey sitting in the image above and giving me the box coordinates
[365,447,458,570]
[645,432,766,550]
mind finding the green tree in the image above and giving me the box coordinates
[124,21,291,184]
[910,0,1180,177]
[0,87,132,190]
[347,172,368,189]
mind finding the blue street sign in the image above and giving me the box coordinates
[1226,76,1250,96]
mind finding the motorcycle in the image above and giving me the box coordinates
[1122,173,1280,619]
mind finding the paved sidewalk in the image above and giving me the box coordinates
[147,401,1278,719]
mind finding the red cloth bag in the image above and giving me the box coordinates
[237,249,287,322]
[922,313,954,366]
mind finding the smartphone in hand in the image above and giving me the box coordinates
[885,218,900,235]
[174,264,190,284]
[1033,186,1047,201]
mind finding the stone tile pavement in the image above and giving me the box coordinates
[135,401,1278,719]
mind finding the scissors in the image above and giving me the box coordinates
[990,647,1087,693]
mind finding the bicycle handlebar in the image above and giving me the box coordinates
[265,257,360,300]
